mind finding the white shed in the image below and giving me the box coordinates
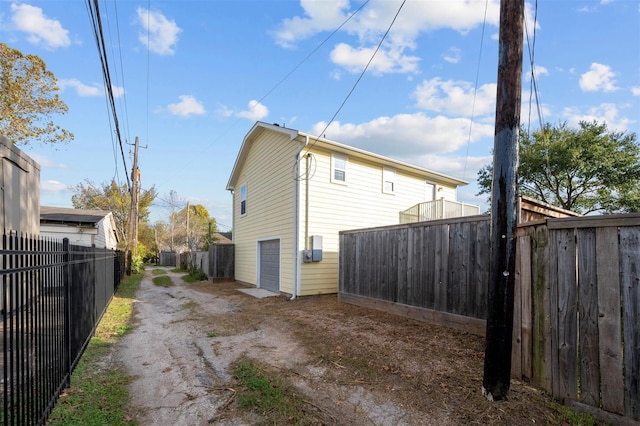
[39,206,119,249]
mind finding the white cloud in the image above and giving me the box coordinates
[273,0,500,76]
[311,112,494,158]
[631,86,640,96]
[562,103,633,132]
[329,42,420,75]
[136,7,182,55]
[526,64,549,81]
[111,85,125,98]
[59,79,101,96]
[41,180,68,192]
[579,63,619,93]
[413,78,497,117]
[166,95,206,117]
[442,47,461,64]
[59,79,125,98]
[10,3,70,49]
[272,0,352,49]
[237,100,269,121]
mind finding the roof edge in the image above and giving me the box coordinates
[226,122,299,191]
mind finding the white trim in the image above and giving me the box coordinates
[331,154,348,185]
[382,166,396,194]
[239,183,247,217]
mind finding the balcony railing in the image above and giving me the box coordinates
[399,199,481,224]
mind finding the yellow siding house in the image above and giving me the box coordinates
[226,122,469,297]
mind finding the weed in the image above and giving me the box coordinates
[551,402,601,426]
[182,268,208,283]
[232,360,324,424]
[152,275,173,287]
[207,331,218,338]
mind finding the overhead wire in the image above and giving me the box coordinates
[110,0,132,147]
[525,0,544,133]
[302,0,408,158]
[160,0,371,186]
[462,0,490,181]
[85,0,130,189]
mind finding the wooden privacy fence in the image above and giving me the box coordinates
[339,215,490,335]
[339,213,640,422]
[513,214,640,421]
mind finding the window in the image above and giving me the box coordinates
[331,155,347,184]
[383,167,395,194]
[240,184,247,216]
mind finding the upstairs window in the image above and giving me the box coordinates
[332,155,347,184]
[240,184,247,216]
[383,167,396,194]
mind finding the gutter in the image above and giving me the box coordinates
[291,135,308,300]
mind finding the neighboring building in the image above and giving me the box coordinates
[226,121,472,297]
[1,135,40,234]
[212,232,233,244]
[40,206,119,249]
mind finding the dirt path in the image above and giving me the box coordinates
[115,267,564,425]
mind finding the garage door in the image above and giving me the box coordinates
[259,239,280,292]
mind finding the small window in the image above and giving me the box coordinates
[383,167,395,194]
[240,184,247,216]
[331,155,348,184]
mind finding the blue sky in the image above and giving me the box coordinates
[2,0,639,229]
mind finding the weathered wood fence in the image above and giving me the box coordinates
[339,213,640,422]
[208,244,234,280]
[339,215,489,335]
[513,214,640,422]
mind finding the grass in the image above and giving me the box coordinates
[151,268,167,276]
[47,271,144,425]
[181,269,208,283]
[551,402,601,426]
[232,359,324,424]
[152,275,173,287]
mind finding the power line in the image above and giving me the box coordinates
[85,0,130,189]
[303,0,408,156]
[159,1,371,186]
[463,0,490,181]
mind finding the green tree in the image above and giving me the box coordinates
[71,179,157,249]
[175,204,218,251]
[477,121,640,214]
[0,42,73,145]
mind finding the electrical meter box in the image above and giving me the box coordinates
[303,235,323,262]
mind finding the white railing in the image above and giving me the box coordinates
[399,199,481,223]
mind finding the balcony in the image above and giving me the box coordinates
[399,199,481,224]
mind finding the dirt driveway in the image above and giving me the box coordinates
[115,267,564,425]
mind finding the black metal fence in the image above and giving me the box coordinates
[1,233,125,426]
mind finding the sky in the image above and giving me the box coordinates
[1,0,639,230]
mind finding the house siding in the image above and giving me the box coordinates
[232,130,299,294]
[298,146,458,295]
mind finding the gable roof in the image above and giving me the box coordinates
[227,121,468,191]
[40,206,111,225]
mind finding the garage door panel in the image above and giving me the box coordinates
[259,239,279,292]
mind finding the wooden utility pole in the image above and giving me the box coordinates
[126,136,141,272]
[186,201,190,250]
[482,0,524,401]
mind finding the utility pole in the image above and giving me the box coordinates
[126,136,141,273]
[483,0,524,401]
[186,201,190,250]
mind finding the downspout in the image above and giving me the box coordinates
[291,135,308,300]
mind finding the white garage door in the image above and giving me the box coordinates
[259,239,280,292]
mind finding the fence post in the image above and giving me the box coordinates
[62,238,71,389]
